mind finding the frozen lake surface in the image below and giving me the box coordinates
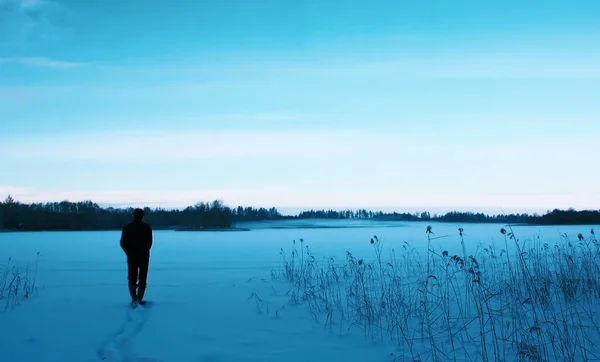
[0,221,597,361]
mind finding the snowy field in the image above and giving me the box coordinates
[1,221,598,362]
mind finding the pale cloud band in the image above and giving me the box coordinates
[2,130,412,162]
[0,186,279,207]
[1,130,597,211]
[0,57,83,69]
[0,185,596,212]
[1,128,593,164]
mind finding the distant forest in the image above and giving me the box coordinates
[0,195,598,231]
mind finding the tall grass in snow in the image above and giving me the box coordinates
[271,227,600,361]
[0,252,40,311]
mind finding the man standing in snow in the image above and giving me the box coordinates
[120,208,153,307]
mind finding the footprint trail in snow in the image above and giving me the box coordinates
[97,302,165,362]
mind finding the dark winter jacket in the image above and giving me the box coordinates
[120,220,153,257]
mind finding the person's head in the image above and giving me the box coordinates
[133,208,145,221]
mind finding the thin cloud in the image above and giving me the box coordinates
[0,87,41,101]
[0,0,70,48]
[226,52,600,80]
[19,0,42,9]
[0,57,83,68]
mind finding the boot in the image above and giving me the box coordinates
[137,287,146,306]
[129,285,138,305]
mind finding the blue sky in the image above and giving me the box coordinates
[1,0,599,212]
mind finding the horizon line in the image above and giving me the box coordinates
[3,196,595,216]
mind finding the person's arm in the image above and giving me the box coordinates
[120,226,130,255]
[145,225,153,251]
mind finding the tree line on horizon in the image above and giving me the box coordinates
[0,195,598,231]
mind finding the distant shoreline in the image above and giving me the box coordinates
[174,227,250,232]
[0,219,596,233]
[2,196,599,231]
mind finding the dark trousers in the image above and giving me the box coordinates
[127,253,150,289]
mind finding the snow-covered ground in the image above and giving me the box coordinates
[0,222,597,362]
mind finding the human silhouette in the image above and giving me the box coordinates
[120,208,153,307]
